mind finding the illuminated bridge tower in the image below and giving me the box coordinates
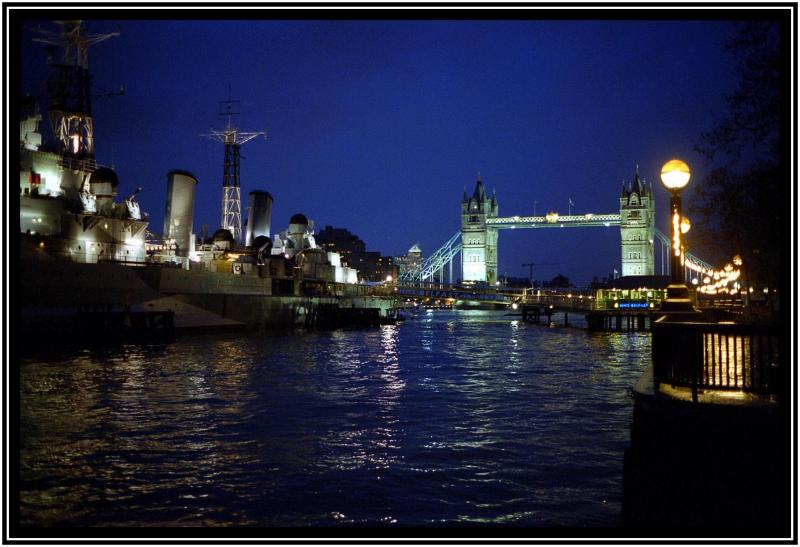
[203,93,266,244]
[461,174,499,283]
[619,165,655,276]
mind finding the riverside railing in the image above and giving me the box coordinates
[652,319,781,401]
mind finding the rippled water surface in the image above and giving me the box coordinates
[20,310,651,527]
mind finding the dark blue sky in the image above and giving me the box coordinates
[19,18,740,284]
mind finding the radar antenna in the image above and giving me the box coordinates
[201,86,267,244]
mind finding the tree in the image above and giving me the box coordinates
[692,21,782,288]
[549,273,571,288]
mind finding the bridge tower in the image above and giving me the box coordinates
[619,166,655,276]
[461,174,499,283]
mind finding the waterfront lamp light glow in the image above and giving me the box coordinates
[660,159,691,192]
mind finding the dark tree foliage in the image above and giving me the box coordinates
[692,21,781,287]
[548,273,571,288]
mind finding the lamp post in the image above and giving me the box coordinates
[659,159,699,314]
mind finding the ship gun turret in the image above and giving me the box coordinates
[124,187,143,220]
[125,186,142,202]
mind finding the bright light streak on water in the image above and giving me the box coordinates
[19,310,650,527]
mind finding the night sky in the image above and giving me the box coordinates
[18,15,742,284]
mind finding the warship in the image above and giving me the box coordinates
[19,21,395,347]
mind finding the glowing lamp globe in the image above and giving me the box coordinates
[660,159,691,192]
[680,216,691,234]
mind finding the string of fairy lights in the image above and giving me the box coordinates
[686,256,743,296]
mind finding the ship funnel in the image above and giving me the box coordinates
[245,190,273,248]
[164,171,197,257]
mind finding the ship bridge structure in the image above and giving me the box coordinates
[21,20,149,265]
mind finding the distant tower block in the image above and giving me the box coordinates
[163,170,198,257]
[202,90,266,243]
[619,165,655,276]
[245,190,273,248]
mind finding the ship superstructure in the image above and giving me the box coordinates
[20,20,148,264]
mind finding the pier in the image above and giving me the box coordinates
[393,283,669,331]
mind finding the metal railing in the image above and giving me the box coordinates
[652,319,780,400]
[58,155,97,172]
[520,289,599,311]
[392,285,668,311]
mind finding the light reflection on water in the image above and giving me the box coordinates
[20,311,650,527]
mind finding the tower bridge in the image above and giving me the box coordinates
[400,169,712,285]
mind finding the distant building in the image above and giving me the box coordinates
[348,251,396,283]
[395,244,423,278]
[315,225,365,267]
[315,225,395,282]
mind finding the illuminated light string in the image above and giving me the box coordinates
[672,211,681,257]
[670,224,742,295]
[684,256,742,295]
[660,159,744,296]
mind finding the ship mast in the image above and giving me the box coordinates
[33,20,118,159]
[202,89,266,244]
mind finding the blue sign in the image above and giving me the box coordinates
[619,301,650,309]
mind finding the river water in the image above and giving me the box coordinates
[19,310,651,528]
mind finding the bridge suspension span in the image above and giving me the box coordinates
[399,172,716,285]
[400,228,714,285]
